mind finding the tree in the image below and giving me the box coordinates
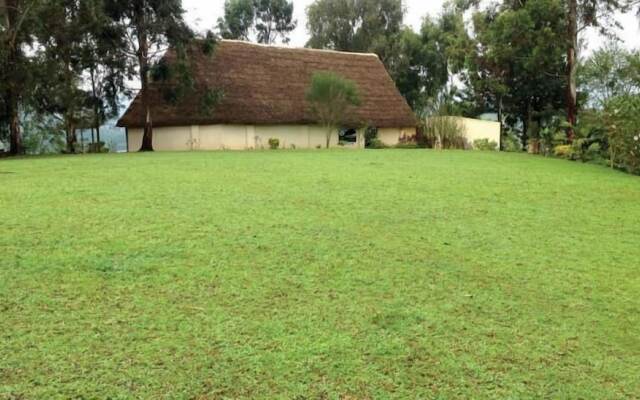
[305,71,361,148]
[393,6,470,115]
[217,0,296,44]
[0,0,40,155]
[565,0,626,142]
[105,0,193,152]
[78,0,129,148]
[464,0,567,148]
[217,0,255,40]
[579,41,640,108]
[306,0,404,67]
[34,0,93,153]
[254,0,296,44]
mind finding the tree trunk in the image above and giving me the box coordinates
[325,126,331,149]
[8,100,22,155]
[137,15,153,152]
[5,0,23,155]
[139,103,154,151]
[566,0,578,143]
[66,121,77,153]
[497,95,504,151]
[90,65,101,144]
[522,102,531,151]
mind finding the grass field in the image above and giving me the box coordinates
[1,150,639,399]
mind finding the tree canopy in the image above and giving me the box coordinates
[217,0,296,44]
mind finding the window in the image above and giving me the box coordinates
[338,128,357,144]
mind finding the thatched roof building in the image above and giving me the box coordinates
[118,40,417,151]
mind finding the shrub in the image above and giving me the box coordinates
[88,141,108,153]
[368,138,388,149]
[268,138,279,150]
[586,142,603,162]
[604,95,640,174]
[502,130,522,152]
[554,145,573,158]
[472,138,498,151]
[423,116,467,149]
[395,142,419,149]
[538,123,570,156]
[364,126,378,148]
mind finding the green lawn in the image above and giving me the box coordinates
[1,150,639,399]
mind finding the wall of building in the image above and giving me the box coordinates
[127,124,369,151]
[459,118,501,147]
[377,127,418,146]
[424,117,501,149]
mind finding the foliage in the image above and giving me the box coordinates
[423,116,467,149]
[604,94,640,174]
[465,0,567,147]
[32,0,97,154]
[254,0,296,44]
[554,144,574,158]
[579,42,640,108]
[501,129,523,152]
[363,126,378,148]
[268,137,279,149]
[306,0,403,57]
[306,71,361,148]
[367,138,388,149]
[390,7,470,113]
[473,138,498,151]
[0,0,41,155]
[217,0,296,44]
[306,0,469,115]
[217,0,255,40]
[394,142,419,149]
[20,111,65,154]
[2,151,640,398]
[87,141,109,153]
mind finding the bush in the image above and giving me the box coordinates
[604,95,640,174]
[88,141,108,153]
[423,116,467,149]
[364,126,378,148]
[554,145,573,159]
[472,138,498,151]
[368,138,388,149]
[395,142,419,149]
[586,142,603,162]
[268,137,279,150]
[502,130,522,152]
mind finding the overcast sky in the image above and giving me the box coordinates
[183,0,640,53]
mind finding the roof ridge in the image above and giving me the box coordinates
[219,39,379,58]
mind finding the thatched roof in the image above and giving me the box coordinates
[117,40,416,129]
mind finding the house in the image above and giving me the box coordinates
[117,40,416,151]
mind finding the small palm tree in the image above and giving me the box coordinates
[306,72,361,148]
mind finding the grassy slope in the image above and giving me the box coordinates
[1,150,639,399]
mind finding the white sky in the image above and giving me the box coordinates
[183,0,640,53]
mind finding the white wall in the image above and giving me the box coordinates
[424,117,501,149]
[127,124,367,151]
[378,127,417,146]
[458,118,501,147]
